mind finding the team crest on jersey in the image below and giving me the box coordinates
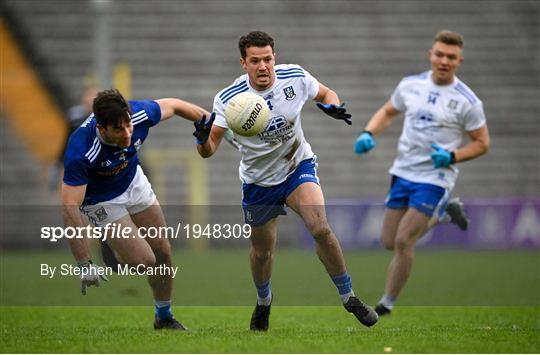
[95,207,108,222]
[134,139,142,151]
[119,153,126,161]
[283,86,296,101]
[447,99,458,110]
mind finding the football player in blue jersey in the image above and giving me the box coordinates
[354,31,490,316]
[62,88,211,330]
[194,30,378,330]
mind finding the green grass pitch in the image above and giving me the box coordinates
[1,249,539,353]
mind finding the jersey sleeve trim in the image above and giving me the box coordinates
[131,109,149,125]
[276,67,305,79]
[454,82,479,104]
[219,80,248,104]
[84,137,102,163]
[213,121,228,129]
[62,179,87,187]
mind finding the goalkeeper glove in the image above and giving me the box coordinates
[193,112,216,145]
[78,260,108,295]
[430,143,456,168]
[354,131,376,155]
[316,102,352,125]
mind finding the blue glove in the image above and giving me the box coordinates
[354,131,376,155]
[316,102,352,125]
[193,112,216,145]
[430,143,456,168]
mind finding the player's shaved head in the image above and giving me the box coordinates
[434,30,464,48]
[93,89,131,128]
[239,30,275,59]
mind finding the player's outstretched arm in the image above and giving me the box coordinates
[155,98,211,122]
[314,83,352,125]
[364,100,401,136]
[355,100,401,155]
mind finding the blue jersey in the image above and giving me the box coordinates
[63,100,161,205]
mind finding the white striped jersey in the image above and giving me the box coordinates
[213,64,319,186]
[63,100,161,205]
[389,70,487,190]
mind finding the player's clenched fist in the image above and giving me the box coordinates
[354,131,376,155]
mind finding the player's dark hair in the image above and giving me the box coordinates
[434,30,464,48]
[93,89,131,127]
[238,30,275,59]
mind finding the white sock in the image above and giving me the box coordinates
[257,292,272,306]
[439,212,451,223]
[379,294,396,309]
[340,290,355,304]
[155,300,171,308]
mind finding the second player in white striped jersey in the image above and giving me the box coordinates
[354,30,490,317]
[389,70,487,190]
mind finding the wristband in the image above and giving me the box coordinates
[362,130,373,136]
[77,259,93,267]
[450,151,457,164]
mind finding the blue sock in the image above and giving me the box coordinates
[331,272,355,303]
[255,280,272,306]
[155,300,173,320]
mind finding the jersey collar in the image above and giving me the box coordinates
[246,74,277,96]
[95,128,126,150]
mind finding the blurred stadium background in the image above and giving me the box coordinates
[0,0,539,307]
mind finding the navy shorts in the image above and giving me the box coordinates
[242,158,319,226]
[385,175,449,217]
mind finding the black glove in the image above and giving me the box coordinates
[316,102,352,125]
[193,112,216,145]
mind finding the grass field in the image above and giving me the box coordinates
[1,249,539,353]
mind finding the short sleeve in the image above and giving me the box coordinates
[135,100,162,127]
[303,68,320,100]
[463,102,487,131]
[390,80,406,111]
[63,157,90,186]
[213,94,229,129]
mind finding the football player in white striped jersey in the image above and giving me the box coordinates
[195,30,378,330]
[354,30,490,315]
[62,89,211,330]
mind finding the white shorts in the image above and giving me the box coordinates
[80,165,157,227]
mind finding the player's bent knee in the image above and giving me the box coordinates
[153,248,172,265]
[310,223,333,243]
[251,249,273,264]
[151,243,172,262]
[394,235,415,252]
[381,237,395,251]
[126,253,156,268]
